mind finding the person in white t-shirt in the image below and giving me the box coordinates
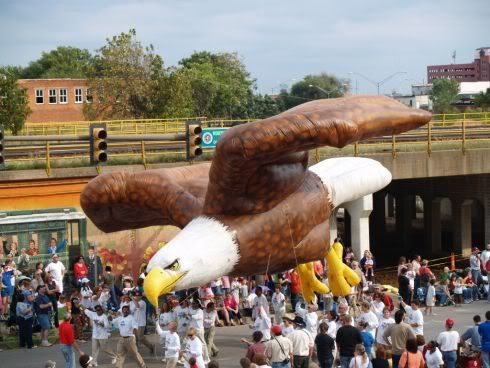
[437,319,460,368]
[82,304,116,366]
[253,306,272,341]
[371,294,385,318]
[45,254,66,293]
[252,287,270,319]
[295,303,319,340]
[204,302,220,357]
[184,327,205,368]
[188,299,209,364]
[271,285,286,324]
[281,316,295,337]
[376,307,395,346]
[425,340,444,368]
[401,300,424,336]
[130,291,154,354]
[156,320,181,368]
[357,301,379,339]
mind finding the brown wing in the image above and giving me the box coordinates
[80,163,210,232]
[203,95,431,216]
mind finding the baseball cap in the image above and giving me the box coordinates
[472,247,480,253]
[52,253,59,259]
[445,318,454,327]
[81,278,90,284]
[271,324,282,335]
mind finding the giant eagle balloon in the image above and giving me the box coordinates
[81,96,431,306]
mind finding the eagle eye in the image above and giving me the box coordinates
[166,259,180,271]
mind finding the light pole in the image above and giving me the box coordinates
[308,84,347,98]
[348,71,407,95]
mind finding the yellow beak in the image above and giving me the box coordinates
[143,267,184,307]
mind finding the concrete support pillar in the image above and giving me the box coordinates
[453,199,473,256]
[371,192,386,254]
[344,195,373,258]
[329,208,338,244]
[395,195,414,253]
[387,194,395,217]
[424,197,442,254]
[484,194,490,246]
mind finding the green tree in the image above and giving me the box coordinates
[279,73,349,109]
[20,46,93,78]
[474,87,490,111]
[0,66,31,135]
[178,51,255,118]
[429,78,460,113]
[84,29,166,120]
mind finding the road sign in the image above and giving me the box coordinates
[201,128,227,148]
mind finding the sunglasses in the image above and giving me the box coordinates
[187,334,194,337]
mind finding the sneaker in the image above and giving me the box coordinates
[41,341,52,347]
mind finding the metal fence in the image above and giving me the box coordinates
[2,113,490,176]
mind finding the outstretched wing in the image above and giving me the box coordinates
[80,163,210,232]
[203,96,431,216]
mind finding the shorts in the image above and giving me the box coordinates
[37,314,51,330]
[1,287,11,298]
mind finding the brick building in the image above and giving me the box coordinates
[18,79,90,122]
[427,47,490,83]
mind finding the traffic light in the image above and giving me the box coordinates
[0,125,4,170]
[89,123,108,166]
[185,120,202,161]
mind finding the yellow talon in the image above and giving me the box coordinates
[296,241,361,302]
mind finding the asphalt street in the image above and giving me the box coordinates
[1,300,488,368]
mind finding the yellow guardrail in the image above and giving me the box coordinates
[3,112,490,176]
[19,117,255,136]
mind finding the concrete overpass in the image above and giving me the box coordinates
[1,147,489,261]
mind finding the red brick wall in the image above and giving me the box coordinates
[18,79,88,122]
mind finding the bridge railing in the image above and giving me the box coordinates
[2,112,490,175]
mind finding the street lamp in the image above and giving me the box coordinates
[308,84,347,98]
[348,71,407,95]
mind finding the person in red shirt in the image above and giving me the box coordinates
[59,313,83,367]
[289,269,302,311]
[224,292,244,325]
[74,256,89,285]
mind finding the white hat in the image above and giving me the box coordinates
[81,278,90,284]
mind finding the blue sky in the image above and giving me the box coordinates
[0,0,488,95]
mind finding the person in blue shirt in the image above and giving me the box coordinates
[461,315,481,351]
[34,284,53,347]
[479,311,490,368]
[359,321,375,359]
[16,290,35,349]
[1,261,14,317]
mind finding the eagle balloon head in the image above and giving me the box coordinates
[144,216,240,307]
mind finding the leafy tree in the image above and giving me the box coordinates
[278,73,349,109]
[429,78,460,113]
[20,46,93,78]
[178,51,255,118]
[474,87,490,111]
[84,29,166,120]
[0,66,31,135]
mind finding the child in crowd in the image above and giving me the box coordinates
[453,277,463,307]
[425,279,436,315]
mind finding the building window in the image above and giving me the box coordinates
[74,88,83,103]
[35,89,44,104]
[48,88,57,104]
[59,88,67,104]
[86,88,93,103]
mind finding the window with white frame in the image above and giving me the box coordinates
[35,89,44,104]
[74,88,83,103]
[49,88,57,104]
[59,88,68,103]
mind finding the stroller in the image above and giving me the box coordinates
[416,287,427,304]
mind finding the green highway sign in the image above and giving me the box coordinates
[201,128,227,148]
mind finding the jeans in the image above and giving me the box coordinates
[291,293,299,312]
[471,269,482,286]
[442,350,457,368]
[392,353,401,368]
[61,344,75,368]
[481,351,490,368]
[340,356,352,368]
[272,361,292,368]
[293,356,310,368]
